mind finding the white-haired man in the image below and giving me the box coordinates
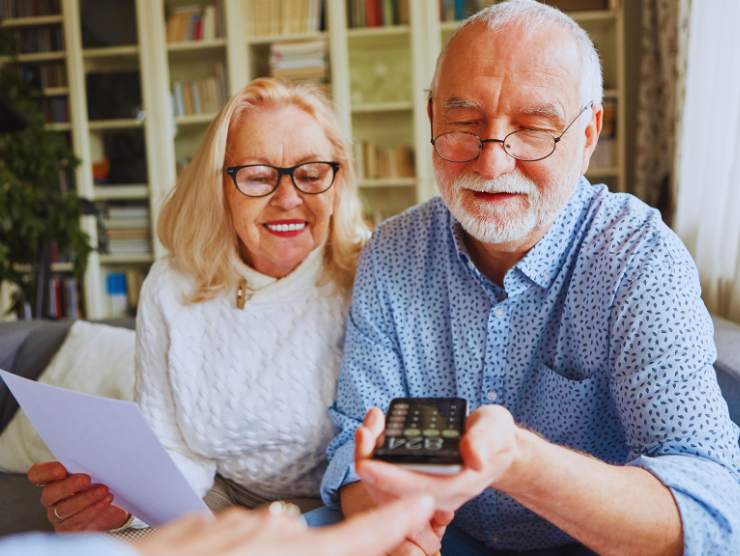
[320,1,740,555]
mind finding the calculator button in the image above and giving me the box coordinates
[441,429,460,438]
[385,429,402,437]
[423,429,440,437]
[394,403,409,409]
[404,428,421,437]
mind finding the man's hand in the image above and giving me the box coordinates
[136,495,437,556]
[355,405,526,514]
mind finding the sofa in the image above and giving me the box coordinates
[0,316,739,537]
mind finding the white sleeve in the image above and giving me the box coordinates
[134,268,218,500]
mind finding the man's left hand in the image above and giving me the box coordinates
[355,404,526,513]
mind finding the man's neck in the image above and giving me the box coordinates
[463,226,549,286]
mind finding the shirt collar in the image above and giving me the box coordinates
[514,177,592,290]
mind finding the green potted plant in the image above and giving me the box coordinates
[0,43,92,318]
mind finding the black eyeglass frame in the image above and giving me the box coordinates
[224,161,341,198]
[430,102,595,163]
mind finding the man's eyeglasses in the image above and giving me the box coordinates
[431,102,594,163]
[224,161,340,198]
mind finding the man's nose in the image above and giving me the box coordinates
[269,174,303,209]
[471,137,516,180]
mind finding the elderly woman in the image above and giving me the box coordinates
[27,77,369,532]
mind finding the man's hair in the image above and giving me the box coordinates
[431,0,603,106]
[158,77,370,302]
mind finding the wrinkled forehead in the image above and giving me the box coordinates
[435,21,583,117]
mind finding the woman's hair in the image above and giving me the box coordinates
[158,77,370,302]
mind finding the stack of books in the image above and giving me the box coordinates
[42,96,68,123]
[165,3,222,42]
[172,63,227,116]
[269,40,328,84]
[0,0,59,18]
[246,0,323,36]
[353,142,415,180]
[47,276,80,320]
[590,97,617,169]
[18,63,67,89]
[15,26,64,54]
[105,269,145,316]
[347,0,410,28]
[103,205,151,256]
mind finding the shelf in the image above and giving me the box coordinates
[0,15,64,28]
[99,253,154,265]
[440,9,617,32]
[352,101,413,113]
[88,118,144,130]
[0,51,65,63]
[52,262,74,272]
[586,167,621,178]
[102,218,150,229]
[570,10,618,24]
[347,26,410,39]
[83,46,139,58]
[247,31,327,45]
[167,38,226,52]
[45,122,71,131]
[360,178,417,188]
[175,113,217,126]
[42,86,69,96]
[94,185,149,201]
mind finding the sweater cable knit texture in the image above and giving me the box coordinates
[134,246,348,501]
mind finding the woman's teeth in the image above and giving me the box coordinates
[265,222,306,232]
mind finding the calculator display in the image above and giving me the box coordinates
[373,397,467,465]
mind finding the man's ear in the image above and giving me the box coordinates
[427,98,434,126]
[581,102,603,175]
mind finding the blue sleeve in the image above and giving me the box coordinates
[320,232,408,507]
[0,532,135,556]
[608,228,740,554]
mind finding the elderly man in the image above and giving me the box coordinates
[320,1,740,555]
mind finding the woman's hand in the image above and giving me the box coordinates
[137,495,436,556]
[27,461,129,532]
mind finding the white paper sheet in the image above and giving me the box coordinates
[0,369,211,526]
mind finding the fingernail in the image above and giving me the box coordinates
[418,495,434,510]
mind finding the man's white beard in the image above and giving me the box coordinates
[436,167,565,244]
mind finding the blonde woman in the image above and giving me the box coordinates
[28,77,369,532]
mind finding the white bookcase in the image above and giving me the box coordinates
[2,0,626,319]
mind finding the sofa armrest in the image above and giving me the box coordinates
[712,315,740,425]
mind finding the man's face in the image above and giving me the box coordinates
[431,22,600,247]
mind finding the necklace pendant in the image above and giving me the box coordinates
[236,278,249,309]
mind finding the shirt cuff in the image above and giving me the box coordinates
[627,453,740,554]
[320,441,360,508]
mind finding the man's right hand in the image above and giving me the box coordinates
[27,461,129,532]
[341,464,453,555]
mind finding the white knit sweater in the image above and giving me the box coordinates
[134,247,349,501]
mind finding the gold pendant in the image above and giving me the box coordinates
[236,278,248,309]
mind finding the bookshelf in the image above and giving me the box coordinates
[3,0,627,319]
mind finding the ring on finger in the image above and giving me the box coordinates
[53,505,66,521]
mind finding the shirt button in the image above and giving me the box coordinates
[486,390,498,401]
[493,306,505,318]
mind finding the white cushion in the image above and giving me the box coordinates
[0,321,135,473]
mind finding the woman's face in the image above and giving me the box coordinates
[224,105,339,278]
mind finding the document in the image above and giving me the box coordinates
[0,369,211,526]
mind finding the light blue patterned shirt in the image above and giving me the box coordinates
[321,179,740,553]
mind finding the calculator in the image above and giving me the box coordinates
[372,397,468,475]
